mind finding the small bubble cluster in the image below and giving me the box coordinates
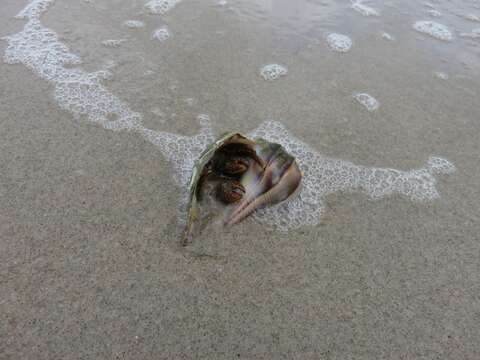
[382,32,394,41]
[463,14,480,22]
[459,28,480,38]
[123,20,145,28]
[413,21,453,41]
[353,93,380,112]
[152,27,171,42]
[101,39,127,47]
[3,20,82,79]
[140,114,215,187]
[326,33,352,53]
[428,9,442,17]
[434,71,449,80]
[351,1,379,16]
[145,0,181,15]
[260,64,288,81]
[426,156,456,174]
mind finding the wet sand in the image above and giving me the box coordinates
[1,0,480,359]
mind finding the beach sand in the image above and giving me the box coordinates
[1,0,479,358]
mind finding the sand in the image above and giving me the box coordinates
[1,0,480,359]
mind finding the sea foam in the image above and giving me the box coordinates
[463,14,480,22]
[351,1,379,17]
[459,28,480,38]
[15,0,55,19]
[124,20,145,29]
[434,71,449,80]
[249,121,455,230]
[152,27,171,42]
[326,33,352,52]
[260,64,288,81]
[413,21,453,41]
[427,9,442,17]
[145,0,181,15]
[381,32,394,41]
[101,39,127,47]
[353,93,380,112]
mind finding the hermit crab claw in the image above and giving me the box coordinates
[224,141,302,226]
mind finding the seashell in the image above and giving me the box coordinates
[183,133,301,244]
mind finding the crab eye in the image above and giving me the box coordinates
[222,158,249,176]
[217,181,245,204]
[232,185,245,196]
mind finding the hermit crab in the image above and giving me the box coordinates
[183,132,302,244]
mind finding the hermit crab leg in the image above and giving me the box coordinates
[225,147,293,223]
[225,161,302,226]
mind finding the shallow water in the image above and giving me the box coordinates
[1,0,479,359]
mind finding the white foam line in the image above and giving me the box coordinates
[2,0,456,231]
[249,121,455,230]
[101,39,127,47]
[2,1,213,186]
[459,28,480,38]
[351,0,379,17]
[145,0,181,15]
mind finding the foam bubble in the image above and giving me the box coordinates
[152,27,171,42]
[351,1,379,16]
[463,14,480,22]
[353,93,380,112]
[145,0,180,15]
[434,71,449,80]
[260,64,287,81]
[428,9,442,17]
[123,20,145,28]
[101,39,127,47]
[326,33,352,53]
[459,28,480,38]
[381,32,394,41]
[413,21,453,41]
[218,0,227,6]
